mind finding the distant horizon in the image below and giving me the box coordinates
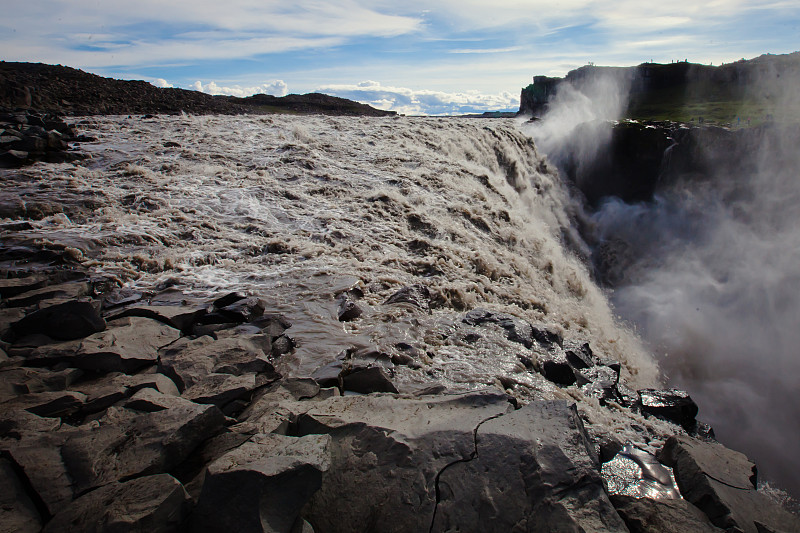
[4,1,799,115]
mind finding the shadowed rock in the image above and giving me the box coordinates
[611,494,719,533]
[42,474,190,533]
[659,435,800,533]
[10,300,105,341]
[192,433,331,533]
[0,457,43,533]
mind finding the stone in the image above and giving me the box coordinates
[42,474,190,533]
[0,275,47,299]
[610,495,720,533]
[106,304,208,333]
[296,390,513,532]
[659,435,800,533]
[0,366,83,401]
[638,389,699,430]
[75,372,180,413]
[192,433,331,533]
[60,397,226,495]
[431,400,628,533]
[462,307,562,349]
[4,282,90,308]
[0,457,43,533]
[76,316,181,374]
[181,372,257,409]
[10,300,105,341]
[340,366,398,394]
[158,335,277,391]
[17,390,87,418]
[539,347,578,385]
[385,284,431,310]
[336,292,362,322]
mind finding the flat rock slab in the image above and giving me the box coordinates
[4,281,90,308]
[43,474,190,533]
[158,335,275,391]
[181,372,257,408]
[610,494,719,533]
[193,433,331,533]
[295,390,513,533]
[432,400,628,533]
[76,316,180,373]
[660,435,800,533]
[107,304,208,333]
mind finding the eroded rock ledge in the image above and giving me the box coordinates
[1,244,798,532]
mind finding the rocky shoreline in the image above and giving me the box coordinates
[1,185,798,532]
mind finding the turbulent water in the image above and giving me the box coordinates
[3,113,680,452]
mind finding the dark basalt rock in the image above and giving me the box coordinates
[462,307,562,349]
[10,300,105,341]
[336,293,362,322]
[659,435,800,533]
[340,366,398,394]
[192,433,330,533]
[75,316,181,374]
[611,494,720,533]
[638,388,699,430]
[42,474,191,533]
[0,457,43,533]
[385,283,431,310]
[431,400,628,533]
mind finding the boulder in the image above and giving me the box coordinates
[385,284,431,310]
[192,433,331,533]
[610,495,720,533]
[296,390,513,532]
[659,435,800,533]
[42,474,190,533]
[10,300,105,341]
[75,317,180,374]
[181,372,257,410]
[431,400,628,533]
[602,444,681,500]
[158,335,277,391]
[336,293,362,322]
[60,396,226,495]
[74,372,180,414]
[340,366,398,394]
[106,304,208,333]
[638,389,699,430]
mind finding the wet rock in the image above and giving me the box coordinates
[638,389,699,430]
[564,341,594,369]
[463,307,561,349]
[217,296,267,323]
[296,390,512,532]
[602,444,680,500]
[0,366,83,399]
[10,300,105,341]
[75,316,181,374]
[539,347,578,385]
[611,494,720,533]
[340,366,398,394]
[158,335,277,391]
[336,293,362,322]
[192,433,331,533]
[0,457,43,533]
[42,474,190,533]
[385,283,431,310]
[659,435,800,533]
[431,400,627,533]
[310,352,346,388]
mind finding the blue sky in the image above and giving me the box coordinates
[3,1,799,115]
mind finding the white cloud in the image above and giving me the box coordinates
[316,80,519,115]
[192,80,289,97]
[151,78,173,88]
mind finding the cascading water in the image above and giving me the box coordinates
[524,70,800,497]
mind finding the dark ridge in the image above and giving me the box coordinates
[519,51,800,123]
[0,61,396,117]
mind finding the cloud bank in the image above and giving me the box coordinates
[316,80,519,115]
[191,80,289,98]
